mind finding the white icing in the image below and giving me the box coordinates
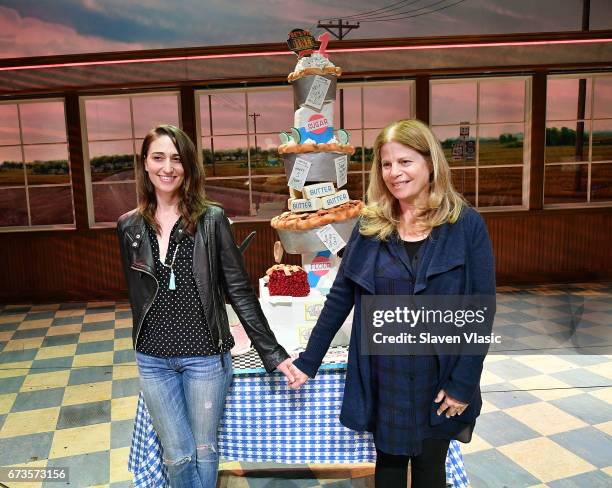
[303,138,316,145]
[294,53,336,72]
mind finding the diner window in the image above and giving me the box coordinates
[544,75,612,206]
[0,99,74,230]
[81,93,180,225]
[431,77,530,209]
[197,82,413,219]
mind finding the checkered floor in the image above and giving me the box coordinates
[0,283,610,488]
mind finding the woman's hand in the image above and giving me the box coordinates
[276,358,296,385]
[288,361,309,390]
[435,389,468,418]
[278,357,309,390]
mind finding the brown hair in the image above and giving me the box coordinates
[137,125,217,234]
[360,119,466,241]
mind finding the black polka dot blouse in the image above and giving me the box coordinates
[136,219,235,357]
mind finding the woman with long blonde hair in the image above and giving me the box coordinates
[289,119,496,487]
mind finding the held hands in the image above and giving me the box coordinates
[276,357,309,390]
[435,389,468,418]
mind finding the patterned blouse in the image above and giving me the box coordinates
[136,218,234,357]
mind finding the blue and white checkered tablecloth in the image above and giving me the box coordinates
[128,352,469,487]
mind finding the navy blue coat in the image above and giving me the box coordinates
[293,206,496,433]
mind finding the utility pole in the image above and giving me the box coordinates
[316,19,360,130]
[249,112,261,152]
[317,19,360,40]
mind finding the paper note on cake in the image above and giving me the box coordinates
[316,224,346,254]
[334,155,348,188]
[289,198,323,213]
[322,190,349,209]
[305,75,332,110]
[298,324,315,346]
[304,301,324,321]
[287,157,312,190]
[302,182,335,200]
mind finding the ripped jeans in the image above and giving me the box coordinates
[135,351,233,488]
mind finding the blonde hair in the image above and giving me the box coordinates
[360,119,466,241]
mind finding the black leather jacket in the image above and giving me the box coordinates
[116,205,289,372]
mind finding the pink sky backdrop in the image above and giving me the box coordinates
[1,1,611,60]
[431,79,527,126]
[547,77,612,121]
[1,76,610,163]
[85,98,133,140]
[547,78,593,120]
[0,101,67,145]
[88,140,133,159]
[0,104,20,145]
[85,95,179,141]
[19,102,67,143]
[1,77,611,168]
[479,80,526,123]
[0,5,148,58]
[23,143,68,162]
[0,145,22,165]
[431,82,477,124]
[594,77,612,118]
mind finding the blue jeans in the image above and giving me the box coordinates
[135,351,233,488]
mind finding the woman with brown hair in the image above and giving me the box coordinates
[289,119,496,487]
[117,125,294,488]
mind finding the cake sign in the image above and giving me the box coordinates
[307,114,329,133]
[287,28,318,57]
[304,302,324,321]
[288,157,312,190]
[289,198,322,213]
[334,155,348,188]
[303,182,335,200]
[298,324,314,345]
[305,75,332,111]
[302,250,337,288]
[316,224,346,254]
[322,190,349,209]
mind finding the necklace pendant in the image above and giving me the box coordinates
[169,271,176,290]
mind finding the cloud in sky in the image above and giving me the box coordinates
[1,0,610,59]
[0,5,148,58]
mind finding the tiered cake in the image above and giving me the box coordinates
[270,30,363,252]
[259,29,359,352]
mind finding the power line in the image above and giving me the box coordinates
[313,1,467,42]
[357,0,467,22]
[350,0,460,21]
[318,0,467,27]
[335,0,422,21]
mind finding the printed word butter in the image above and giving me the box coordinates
[322,190,349,209]
[302,182,335,200]
[288,198,323,212]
